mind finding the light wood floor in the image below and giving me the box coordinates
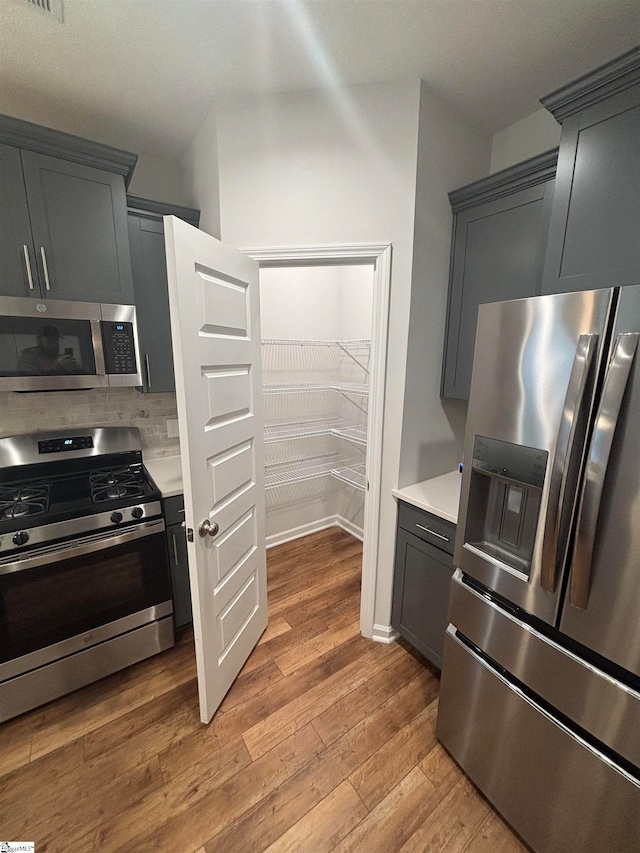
[0,527,529,852]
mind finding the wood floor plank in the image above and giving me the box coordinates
[0,734,31,780]
[0,738,84,810]
[29,653,197,762]
[462,811,529,853]
[0,527,526,853]
[333,767,442,853]
[398,777,492,853]
[420,740,462,798]
[268,566,360,617]
[273,570,361,621]
[111,724,325,853]
[83,677,199,760]
[242,640,404,760]
[258,615,292,645]
[6,756,164,850]
[262,779,368,853]
[313,653,434,746]
[206,662,440,853]
[349,699,439,810]
[72,736,253,853]
[218,659,285,713]
[239,590,359,676]
[274,612,360,676]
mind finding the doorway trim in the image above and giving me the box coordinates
[241,242,392,640]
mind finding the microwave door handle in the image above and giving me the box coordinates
[541,333,598,592]
[92,320,107,375]
[569,333,639,609]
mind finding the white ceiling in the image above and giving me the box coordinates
[1,0,639,161]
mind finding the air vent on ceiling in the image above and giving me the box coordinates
[19,0,64,23]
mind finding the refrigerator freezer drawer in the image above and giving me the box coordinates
[437,628,640,853]
[449,570,640,770]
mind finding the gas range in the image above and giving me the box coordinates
[0,426,174,724]
[0,428,162,558]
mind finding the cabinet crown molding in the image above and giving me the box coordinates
[541,45,640,122]
[0,113,138,185]
[448,148,558,214]
[126,194,200,228]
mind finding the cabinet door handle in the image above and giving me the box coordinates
[145,353,152,388]
[23,245,35,290]
[416,523,449,542]
[172,533,179,564]
[40,247,51,291]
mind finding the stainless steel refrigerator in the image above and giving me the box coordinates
[437,286,640,853]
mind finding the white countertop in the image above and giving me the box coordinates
[144,454,184,498]
[392,470,462,524]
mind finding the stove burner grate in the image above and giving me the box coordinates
[90,467,145,504]
[0,483,50,520]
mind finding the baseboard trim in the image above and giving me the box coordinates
[267,515,364,549]
[266,516,339,549]
[335,516,364,542]
[372,623,399,644]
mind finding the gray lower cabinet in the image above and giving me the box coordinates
[164,494,192,630]
[128,196,200,393]
[540,47,640,293]
[442,150,557,400]
[392,501,456,668]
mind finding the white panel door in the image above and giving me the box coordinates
[164,216,267,723]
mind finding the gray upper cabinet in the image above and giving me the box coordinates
[541,46,640,294]
[127,196,200,393]
[21,152,134,303]
[0,114,137,303]
[442,150,557,400]
[0,144,37,297]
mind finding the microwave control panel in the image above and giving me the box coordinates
[102,322,137,374]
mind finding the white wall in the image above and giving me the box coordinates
[399,82,491,489]
[0,98,189,205]
[490,108,561,173]
[181,108,221,238]
[126,153,188,206]
[260,264,374,340]
[210,79,421,635]
[188,78,491,635]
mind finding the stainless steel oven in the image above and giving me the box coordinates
[0,295,142,391]
[0,427,174,722]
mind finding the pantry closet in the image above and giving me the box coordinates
[260,264,374,548]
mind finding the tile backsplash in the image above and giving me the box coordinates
[0,388,180,459]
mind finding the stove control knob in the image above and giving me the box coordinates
[131,506,144,519]
[111,511,123,524]
[12,531,29,547]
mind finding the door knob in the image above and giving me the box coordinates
[198,519,219,538]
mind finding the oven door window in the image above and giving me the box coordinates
[0,532,171,663]
[0,316,97,378]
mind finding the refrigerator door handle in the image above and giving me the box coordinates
[541,334,599,592]
[569,333,639,609]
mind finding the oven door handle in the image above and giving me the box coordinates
[0,519,166,576]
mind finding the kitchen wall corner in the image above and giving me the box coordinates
[0,388,180,459]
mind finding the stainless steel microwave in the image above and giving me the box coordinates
[0,296,142,391]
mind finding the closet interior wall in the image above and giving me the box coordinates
[260,264,374,546]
